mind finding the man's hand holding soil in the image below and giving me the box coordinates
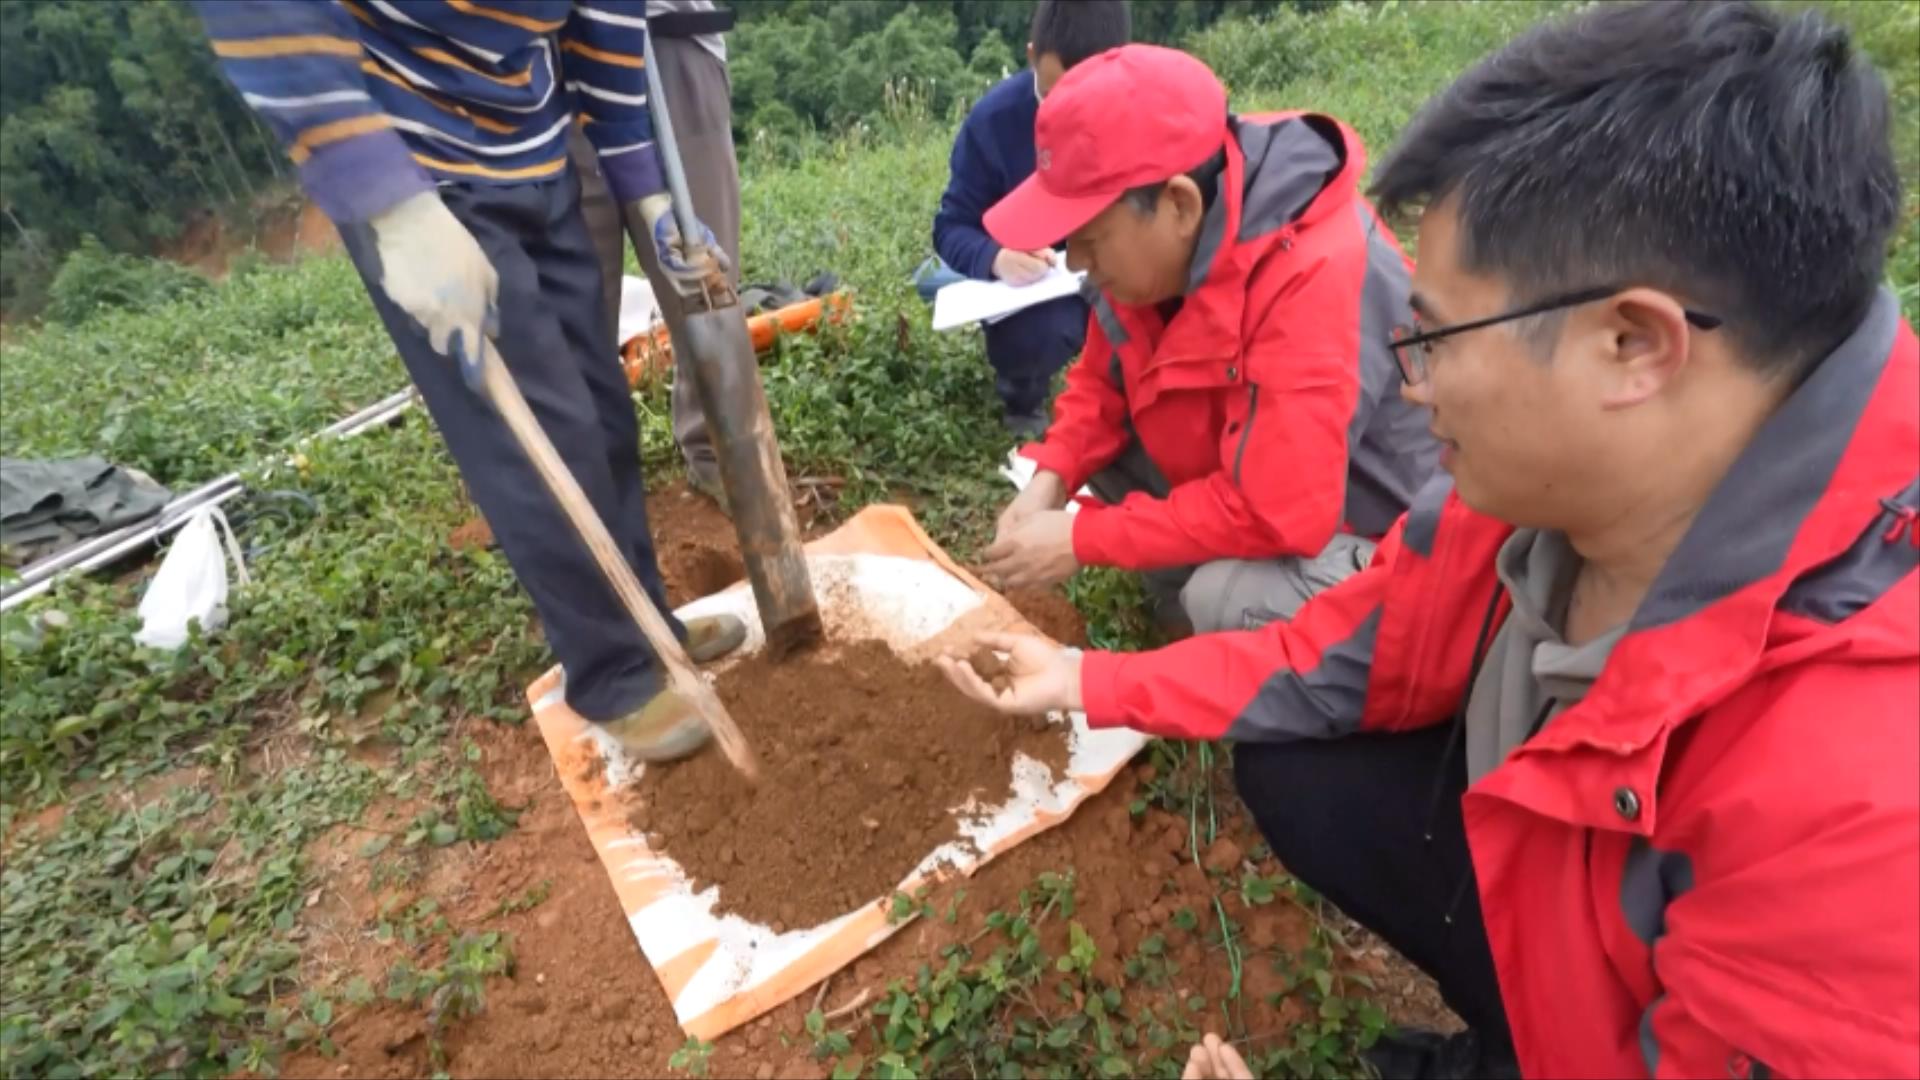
[981,510,1078,590]
[996,469,1069,533]
[984,471,1076,590]
[937,632,1081,714]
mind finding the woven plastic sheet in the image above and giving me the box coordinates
[527,505,1147,1039]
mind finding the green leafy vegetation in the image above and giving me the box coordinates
[0,0,288,309]
[43,235,211,324]
[668,1036,717,1078]
[383,930,515,1070]
[0,255,398,487]
[1,0,1296,315]
[815,867,1390,1080]
[1,3,1914,1077]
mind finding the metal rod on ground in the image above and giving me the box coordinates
[1,387,417,612]
[641,31,823,659]
[1,486,249,612]
[480,338,760,782]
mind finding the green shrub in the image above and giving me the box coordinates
[1,256,399,487]
[1190,1,1575,155]
[43,236,210,325]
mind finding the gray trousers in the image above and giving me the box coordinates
[570,33,741,488]
[1088,441,1376,633]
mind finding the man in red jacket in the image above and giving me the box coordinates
[978,46,1438,635]
[943,3,1919,1077]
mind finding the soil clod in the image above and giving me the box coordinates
[966,646,1014,695]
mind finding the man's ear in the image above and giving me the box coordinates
[1026,41,1036,67]
[1596,288,1693,409]
[1164,176,1207,237]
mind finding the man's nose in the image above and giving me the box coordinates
[1399,371,1433,407]
[1065,248,1090,275]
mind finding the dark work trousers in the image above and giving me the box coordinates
[338,174,685,724]
[1233,727,1515,1051]
[984,292,1088,419]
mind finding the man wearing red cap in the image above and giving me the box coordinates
[945,4,1918,1078]
[978,45,1437,635]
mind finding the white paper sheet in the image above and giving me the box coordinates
[998,448,1092,513]
[931,256,1086,331]
[617,273,660,348]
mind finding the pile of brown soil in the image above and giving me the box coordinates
[998,585,1087,645]
[627,639,1070,929]
[646,483,746,607]
[449,479,845,610]
[278,721,1450,1080]
[447,516,495,552]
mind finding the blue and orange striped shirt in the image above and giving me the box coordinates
[195,0,665,224]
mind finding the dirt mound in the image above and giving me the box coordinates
[628,639,1070,929]
[998,585,1087,645]
[646,483,745,607]
[159,199,340,279]
[279,714,1442,1080]
[447,516,495,552]
[281,717,708,1079]
[447,479,833,610]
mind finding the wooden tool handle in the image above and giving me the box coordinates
[481,340,760,781]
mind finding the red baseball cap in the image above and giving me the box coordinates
[986,45,1229,251]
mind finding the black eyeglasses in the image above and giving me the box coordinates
[1389,285,1724,385]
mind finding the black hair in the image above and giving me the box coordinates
[1030,0,1131,70]
[1122,148,1227,216]
[1370,0,1901,379]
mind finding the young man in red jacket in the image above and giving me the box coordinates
[944,3,1919,1077]
[977,46,1439,635]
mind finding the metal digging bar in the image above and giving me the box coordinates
[641,30,822,659]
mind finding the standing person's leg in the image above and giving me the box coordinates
[525,169,688,634]
[1233,729,1517,1073]
[983,293,1088,433]
[338,179,681,725]
[1179,532,1377,632]
[568,124,627,359]
[633,34,741,498]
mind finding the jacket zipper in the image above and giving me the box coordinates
[1232,385,1261,484]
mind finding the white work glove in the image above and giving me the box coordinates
[370,190,499,392]
[634,193,730,286]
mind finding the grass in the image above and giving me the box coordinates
[777,868,1388,1080]
[0,258,399,489]
[1,2,1915,1077]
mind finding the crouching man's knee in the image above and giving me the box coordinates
[1180,558,1315,633]
[1180,537,1378,633]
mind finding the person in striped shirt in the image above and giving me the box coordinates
[197,0,746,762]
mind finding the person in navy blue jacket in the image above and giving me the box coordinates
[931,0,1131,436]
